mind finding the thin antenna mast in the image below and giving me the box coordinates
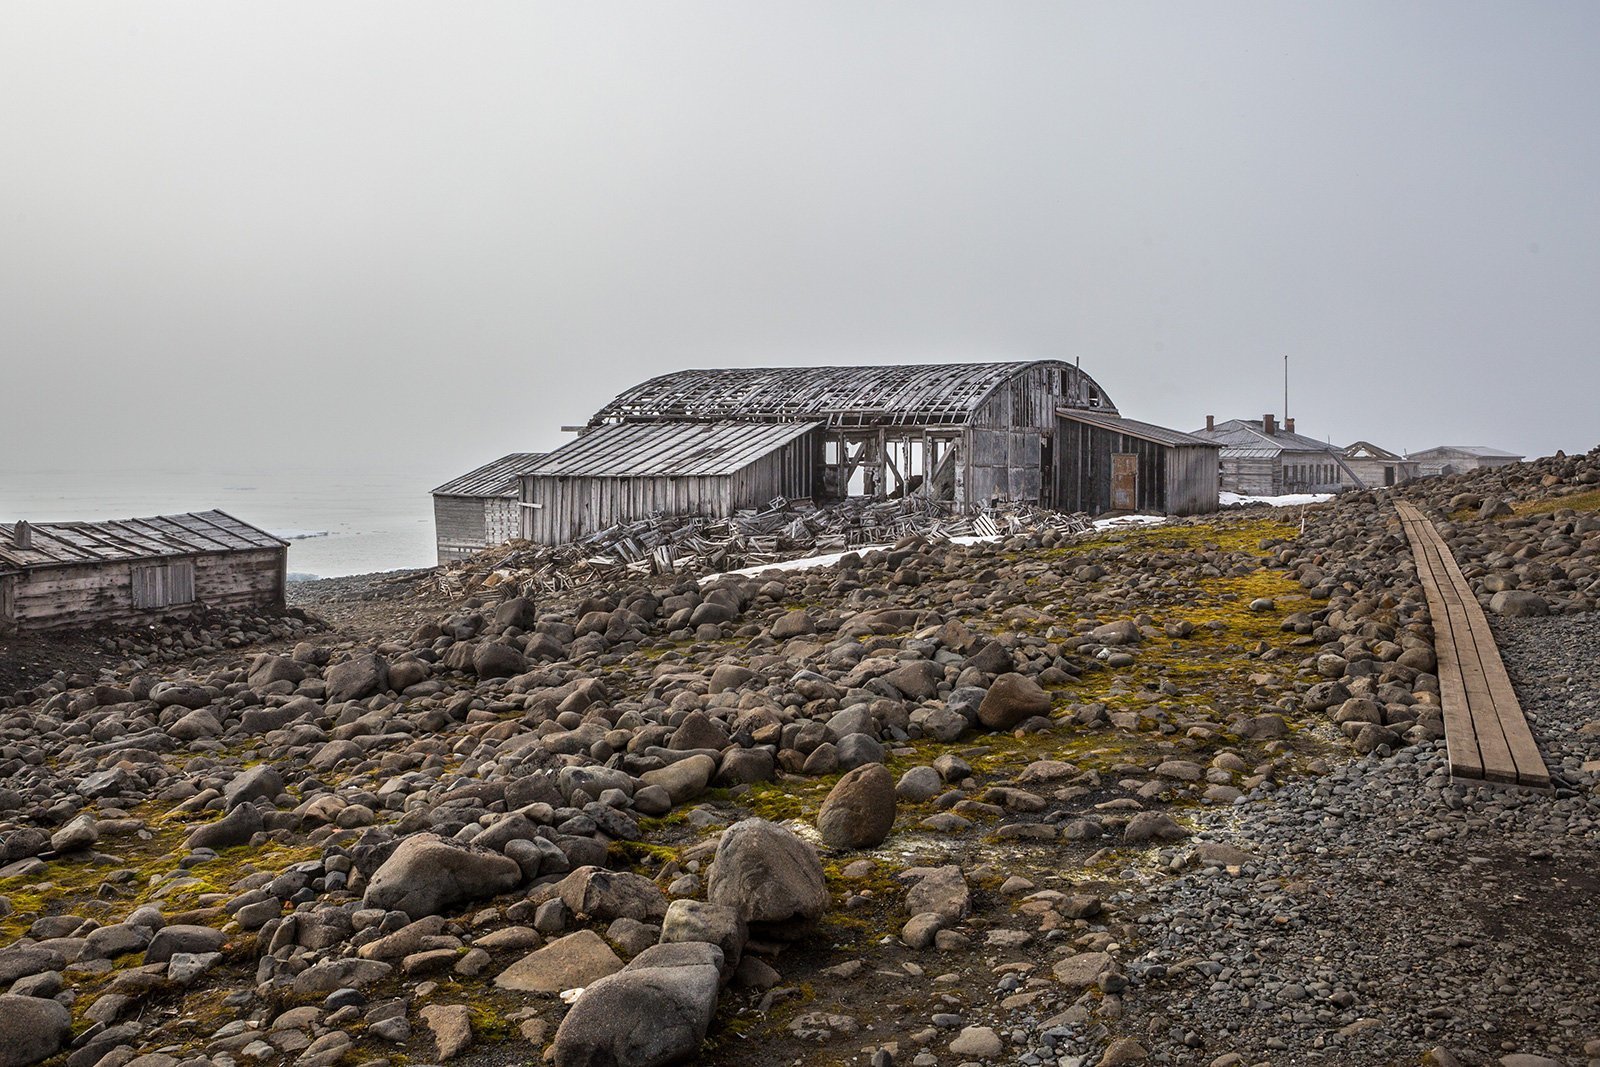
[1283,354,1289,423]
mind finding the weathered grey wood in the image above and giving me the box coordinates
[1395,503,1549,790]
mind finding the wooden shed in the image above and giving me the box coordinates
[0,511,288,632]
[586,360,1117,509]
[1404,445,1524,478]
[1054,410,1220,517]
[519,421,822,545]
[432,452,548,563]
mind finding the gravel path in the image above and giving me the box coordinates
[1112,612,1600,1067]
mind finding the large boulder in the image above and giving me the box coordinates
[183,802,263,851]
[0,994,73,1067]
[815,764,896,849]
[472,641,528,679]
[706,819,827,939]
[324,653,389,702]
[905,865,969,920]
[223,765,284,809]
[247,655,306,689]
[659,899,746,979]
[639,755,716,807]
[977,673,1052,729]
[494,930,623,994]
[494,597,539,631]
[556,867,667,923]
[363,834,522,919]
[1489,590,1550,617]
[550,962,720,1067]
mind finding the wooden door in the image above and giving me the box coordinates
[0,575,14,630]
[1112,453,1138,511]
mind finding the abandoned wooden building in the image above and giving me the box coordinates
[432,452,548,563]
[582,361,1117,510]
[1341,441,1420,488]
[0,511,287,632]
[1192,414,1357,496]
[1404,445,1524,478]
[519,420,821,544]
[1054,410,1221,516]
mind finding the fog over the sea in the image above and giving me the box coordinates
[3,2,1598,490]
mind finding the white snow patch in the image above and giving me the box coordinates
[1093,514,1168,529]
[1219,492,1334,507]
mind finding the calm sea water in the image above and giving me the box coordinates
[0,466,438,579]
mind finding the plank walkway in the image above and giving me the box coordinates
[1394,502,1550,790]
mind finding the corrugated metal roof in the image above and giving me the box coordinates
[1219,447,1283,459]
[1057,409,1219,448]
[590,361,1117,427]
[528,421,821,479]
[0,511,287,570]
[1192,419,1342,455]
[432,453,549,498]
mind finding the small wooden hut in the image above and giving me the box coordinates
[1054,410,1220,516]
[432,452,548,563]
[0,511,287,632]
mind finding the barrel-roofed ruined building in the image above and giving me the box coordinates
[517,360,1120,544]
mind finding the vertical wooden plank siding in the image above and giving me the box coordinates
[0,575,15,631]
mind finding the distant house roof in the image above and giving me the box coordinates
[1058,409,1219,449]
[0,511,286,571]
[1191,418,1341,455]
[1343,441,1405,461]
[1405,445,1524,460]
[433,453,549,498]
[589,361,1116,428]
[527,420,822,480]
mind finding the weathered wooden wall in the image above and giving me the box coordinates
[1220,455,1280,496]
[521,432,819,545]
[5,547,285,631]
[434,496,521,563]
[1052,420,1219,516]
[959,363,1115,508]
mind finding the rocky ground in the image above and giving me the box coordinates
[0,447,1596,1067]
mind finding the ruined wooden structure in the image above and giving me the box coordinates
[1054,411,1220,516]
[1341,441,1419,489]
[1395,502,1548,789]
[519,421,821,545]
[583,361,1117,512]
[1193,414,1358,496]
[0,511,287,631]
[432,452,548,563]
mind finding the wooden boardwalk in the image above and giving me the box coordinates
[1394,502,1550,789]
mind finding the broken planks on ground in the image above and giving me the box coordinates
[1394,502,1550,790]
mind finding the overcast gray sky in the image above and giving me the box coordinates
[3,2,1597,485]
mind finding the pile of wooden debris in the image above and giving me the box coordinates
[432,497,1090,599]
